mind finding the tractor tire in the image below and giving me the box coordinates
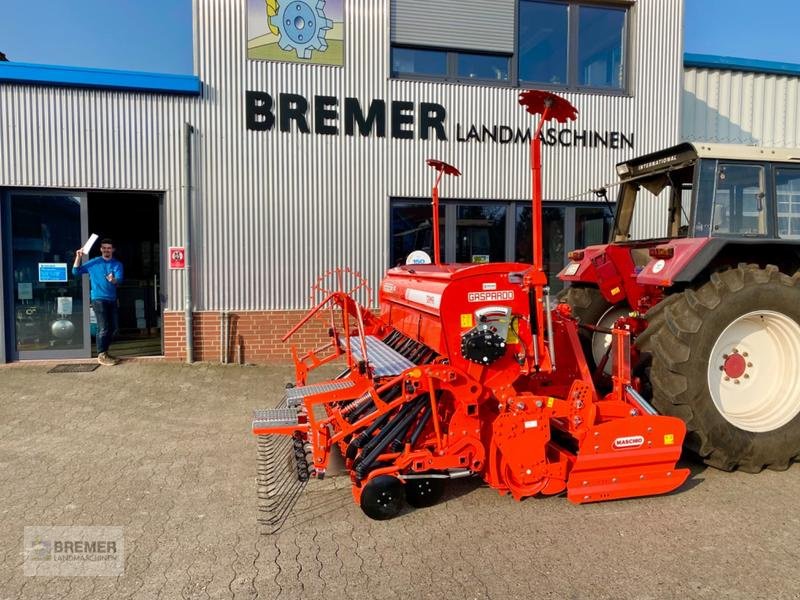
[558,285,628,373]
[638,264,800,472]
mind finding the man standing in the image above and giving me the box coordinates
[73,238,124,366]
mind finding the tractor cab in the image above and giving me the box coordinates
[560,141,800,312]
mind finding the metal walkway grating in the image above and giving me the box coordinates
[346,335,415,377]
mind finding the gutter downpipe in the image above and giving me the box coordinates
[184,122,194,364]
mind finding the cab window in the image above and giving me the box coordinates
[711,164,767,236]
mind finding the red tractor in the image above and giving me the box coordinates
[251,91,689,527]
[560,143,800,472]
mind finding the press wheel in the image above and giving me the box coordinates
[359,475,404,520]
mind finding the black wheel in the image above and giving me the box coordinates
[359,475,404,520]
[559,285,628,374]
[638,264,800,472]
[404,477,444,508]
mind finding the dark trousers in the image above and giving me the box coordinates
[92,300,118,354]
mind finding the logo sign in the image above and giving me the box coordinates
[382,281,397,293]
[467,290,514,303]
[482,282,497,291]
[612,435,645,450]
[406,250,432,265]
[652,259,666,274]
[24,526,124,576]
[169,247,186,270]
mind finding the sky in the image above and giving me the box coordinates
[0,0,799,74]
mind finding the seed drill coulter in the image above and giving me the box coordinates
[252,91,689,526]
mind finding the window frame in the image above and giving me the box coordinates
[390,45,513,86]
[389,0,631,95]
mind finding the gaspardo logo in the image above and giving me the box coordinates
[467,290,514,303]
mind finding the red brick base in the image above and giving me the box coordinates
[163,311,330,363]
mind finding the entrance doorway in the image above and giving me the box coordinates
[1,190,162,362]
[87,192,162,357]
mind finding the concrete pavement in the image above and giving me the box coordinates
[1,361,799,599]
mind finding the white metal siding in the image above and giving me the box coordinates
[683,66,800,148]
[0,0,683,311]
[390,0,516,53]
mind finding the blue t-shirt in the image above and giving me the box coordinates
[73,257,124,301]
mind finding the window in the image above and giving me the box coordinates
[391,47,510,82]
[775,168,800,239]
[390,1,628,91]
[391,199,613,293]
[519,1,627,91]
[711,164,767,236]
[391,47,448,78]
[518,1,568,85]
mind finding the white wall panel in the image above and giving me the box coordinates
[0,0,684,312]
[683,66,800,148]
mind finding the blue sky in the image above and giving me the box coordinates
[0,0,193,74]
[0,0,799,73]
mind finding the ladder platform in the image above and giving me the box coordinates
[285,379,356,408]
[345,335,415,377]
[252,407,299,430]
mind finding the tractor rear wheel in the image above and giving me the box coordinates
[559,285,628,373]
[638,264,800,472]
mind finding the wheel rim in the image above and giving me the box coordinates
[707,310,800,432]
[591,306,630,374]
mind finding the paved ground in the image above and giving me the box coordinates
[1,360,799,599]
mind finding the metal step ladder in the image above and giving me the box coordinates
[346,335,416,377]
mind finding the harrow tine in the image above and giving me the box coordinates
[256,433,311,534]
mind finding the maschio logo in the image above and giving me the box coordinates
[467,290,514,303]
[613,435,645,450]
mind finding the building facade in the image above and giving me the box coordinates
[0,0,685,363]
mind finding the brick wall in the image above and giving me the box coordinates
[162,311,330,363]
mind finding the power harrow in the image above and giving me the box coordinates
[252,90,690,525]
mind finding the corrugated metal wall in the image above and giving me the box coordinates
[390,0,516,53]
[0,0,684,312]
[683,66,800,147]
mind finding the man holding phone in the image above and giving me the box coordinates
[73,238,124,366]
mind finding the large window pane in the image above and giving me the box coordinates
[10,194,85,352]
[578,6,625,88]
[711,164,767,235]
[516,205,565,291]
[391,47,447,77]
[576,206,613,247]
[457,52,510,81]
[390,203,445,266]
[518,1,568,85]
[456,204,507,263]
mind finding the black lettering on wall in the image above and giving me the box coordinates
[344,98,386,137]
[419,102,447,141]
[279,93,310,133]
[246,91,274,131]
[314,95,339,135]
[620,132,634,149]
[391,101,414,139]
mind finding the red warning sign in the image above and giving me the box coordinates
[169,246,186,269]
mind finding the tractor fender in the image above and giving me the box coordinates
[558,245,607,283]
[635,238,713,287]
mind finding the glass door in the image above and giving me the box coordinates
[4,191,90,360]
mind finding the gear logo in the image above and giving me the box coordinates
[248,0,344,65]
[272,0,332,59]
